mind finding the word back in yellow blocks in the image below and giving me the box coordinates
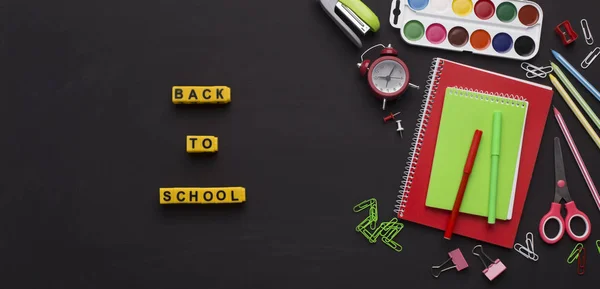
[187,136,218,153]
[160,187,246,204]
[172,86,231,104]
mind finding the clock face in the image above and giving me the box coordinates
[370,60,408,94]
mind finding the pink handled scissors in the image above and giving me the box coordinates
[539,137,591,244]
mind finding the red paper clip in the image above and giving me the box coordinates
[555,20,578,45]
[577,247,586,275]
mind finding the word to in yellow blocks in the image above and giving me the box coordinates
[172,86,231,104]
[187,136,218,153]
[160,187,246,204]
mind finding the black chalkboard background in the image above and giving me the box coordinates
[2,1,600,288]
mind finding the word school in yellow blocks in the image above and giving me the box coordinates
[172,86,231,104]
[187,136,218,153]
[160,187,246,204]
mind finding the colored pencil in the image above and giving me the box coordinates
[552,50,600,102]
[444,129,483,240]
[549,74,600,150]
[554,107,600,213]
[551,62,600,131]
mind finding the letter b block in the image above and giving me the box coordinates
[172,86,231,104]
[187,136,218,153]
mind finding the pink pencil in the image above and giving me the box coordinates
[554,106,600,212]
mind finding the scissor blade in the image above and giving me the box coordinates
[554,137,571,202]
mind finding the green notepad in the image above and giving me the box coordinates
[426,88,528,220]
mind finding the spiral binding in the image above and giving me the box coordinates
[395,58,443,216]
[394,60,528,216]
[448,87,527,108]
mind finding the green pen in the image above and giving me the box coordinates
[488,111,502,224]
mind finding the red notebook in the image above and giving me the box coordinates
[395,58,553,248]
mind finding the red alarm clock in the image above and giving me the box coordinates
[358,44,418,110]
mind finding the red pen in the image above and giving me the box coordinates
[444,129,483,240]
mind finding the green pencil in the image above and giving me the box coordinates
[551,62,600,131]
[488,111,502,224]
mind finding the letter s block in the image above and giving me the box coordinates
[172,86,231,104]
[186,136,218,153]
[159,187,246,204]
[159,188,175,204]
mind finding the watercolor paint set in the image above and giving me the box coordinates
[389,0,544,60]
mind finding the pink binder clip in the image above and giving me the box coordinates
[431,248,469,278]
[472,245,506,281]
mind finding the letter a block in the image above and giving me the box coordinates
[172,86,231,104]
[187,136,218,153]
[159,187,246,204]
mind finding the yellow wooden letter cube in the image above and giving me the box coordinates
[159,187,246,204]
[186,136,218,153]
[172,86,231,104]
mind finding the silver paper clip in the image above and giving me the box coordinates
[581,19,594,45]
[581,47,600,69]
[431,248,469,278]
[514,232,539,261]
[472,245,506,281]
[521,62,553,79]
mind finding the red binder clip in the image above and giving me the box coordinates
[555,20,578,45]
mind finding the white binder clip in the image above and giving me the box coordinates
[472,245,506,281]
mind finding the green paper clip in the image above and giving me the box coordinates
[382,235,403,252]
[353,198,376,212]
[355,216,372,232]
[369,201,378,230]
[380,218,404,252]
[367,223,387,243]
[354,198,378,231]
[364,218,397,243]
[378,217,398,229]
[596,240,600,254]
[357,226,375,240]
[567,243,584,264]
